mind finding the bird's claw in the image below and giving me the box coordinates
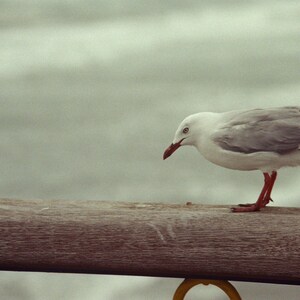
[231,205,260,213]
[238,203,255,207]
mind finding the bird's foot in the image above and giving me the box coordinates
[238,203,255,207]
[237,197,273,209]
[262,197,273,207]
[231,204,260,213]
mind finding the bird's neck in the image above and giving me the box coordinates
[193,112,222,151]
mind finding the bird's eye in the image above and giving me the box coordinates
[183,127,189,134]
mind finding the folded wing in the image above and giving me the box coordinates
[213,106,300,154]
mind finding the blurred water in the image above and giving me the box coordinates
[0,1,300,299]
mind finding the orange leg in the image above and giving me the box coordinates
[232,172,273,213]
[261,171,277,207]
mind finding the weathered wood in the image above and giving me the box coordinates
[0,198,299,284]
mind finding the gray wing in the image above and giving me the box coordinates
[213,106,300,154]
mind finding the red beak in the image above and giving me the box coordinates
[163,139,183,160]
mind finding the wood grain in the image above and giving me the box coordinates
[0,198,299,284]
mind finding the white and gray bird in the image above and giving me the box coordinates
[163,106,300,212]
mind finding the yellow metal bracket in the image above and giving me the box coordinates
[173,279,242,300]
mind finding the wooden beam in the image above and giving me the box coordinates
[0,198,299,285]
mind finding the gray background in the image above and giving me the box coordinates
[0,0,300,299]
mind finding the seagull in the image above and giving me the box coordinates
[163,106,300,212]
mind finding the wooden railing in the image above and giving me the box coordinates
[0,199,299,298]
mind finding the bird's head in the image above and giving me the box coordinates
[163,113,202,160]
